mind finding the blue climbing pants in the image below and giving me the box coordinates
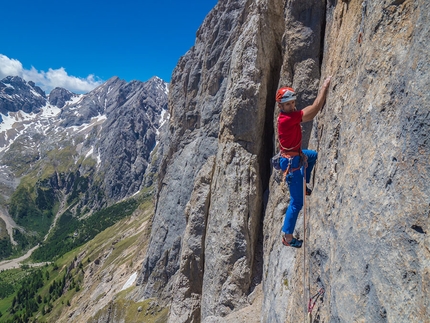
[280,149,317,235]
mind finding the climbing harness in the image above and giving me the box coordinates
[271,148,308,187]
[281,151,308,184]
[271,139,302,172]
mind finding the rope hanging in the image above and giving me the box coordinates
[303,165,324,323]
[303,167,308,322]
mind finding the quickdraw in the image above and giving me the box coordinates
[308,288,325,313]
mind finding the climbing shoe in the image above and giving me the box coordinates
[306,186,312,196]
[282,236,303,248]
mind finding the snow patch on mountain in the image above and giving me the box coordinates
[85,146,94,159]
[67,115,107,137]
[68,94,84,105]
[30,89,42,97]
[0,113,17,134]
[40,104,61,118]
[121,272,137,291]
[156,109,169,136]
[96,150,101,166]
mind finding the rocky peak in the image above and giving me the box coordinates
[94,77,169,200]
[28,81,45,97]
[57,76,169,129]
[0,76,47,115]
[48,87,77,108]
[59,76,127,127]
[146,76,169,95]
[0,74,168,210]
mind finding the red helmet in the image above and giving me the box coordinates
[276,87,296,103]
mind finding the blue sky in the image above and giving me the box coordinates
[0,0,218,93]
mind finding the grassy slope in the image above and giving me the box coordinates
[5,146,99,256]
[0,195,164,323]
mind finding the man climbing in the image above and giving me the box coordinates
[276,76,331,248]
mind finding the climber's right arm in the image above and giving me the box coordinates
[302,76,332,122]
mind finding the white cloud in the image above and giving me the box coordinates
[0,54,103,94]
[0,55,23,78]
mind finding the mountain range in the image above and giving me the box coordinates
[0,0,429,322]
[0,75,168,259]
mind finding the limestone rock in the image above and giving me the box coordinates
[168,156,216,323]
[136,0,430,322]
[265,0,430,322]
[135,0,248,304]
[48,87,77,108]
[0,76,46,115]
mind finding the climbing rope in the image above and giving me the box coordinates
[303,167,308,323]
[303,164,324,323]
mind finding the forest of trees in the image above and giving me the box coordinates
[0,259,83,323]
[0,192,145,322]
[32,198,138,261]
[0,238,12,259]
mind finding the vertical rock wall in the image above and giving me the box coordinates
[262,1,327,322]
[303,1,429,322]
[136,0,430,322]
[200,0,284,320]
[136,0,253,305]
[264,0,430,322]
[137,0,286,321]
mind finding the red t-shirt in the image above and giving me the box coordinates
[277,110,303,153]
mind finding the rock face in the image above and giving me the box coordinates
[280,1,430,322]
[0,75,168,248]
[0,76,47,116]
[136,0,429,322]
[77,76,169,200]
[136,2,281,321]
[48,87,77,108]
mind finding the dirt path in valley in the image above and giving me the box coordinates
[0,171,51,271]
[0,204,56,271]
[0,245,48,271]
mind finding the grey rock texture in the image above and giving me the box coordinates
[169,156,216,323]
[0,76,47,115]
[135,0,248,305]
[59,76,124,127]
[136,0,430,322]
[91,76,168,200]
[58,76,168,128]
[0,75,168,222]
[282,1,430,322]
[48,87,77,108]
[137,0,282,319]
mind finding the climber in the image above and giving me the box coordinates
[276,76,331,248]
